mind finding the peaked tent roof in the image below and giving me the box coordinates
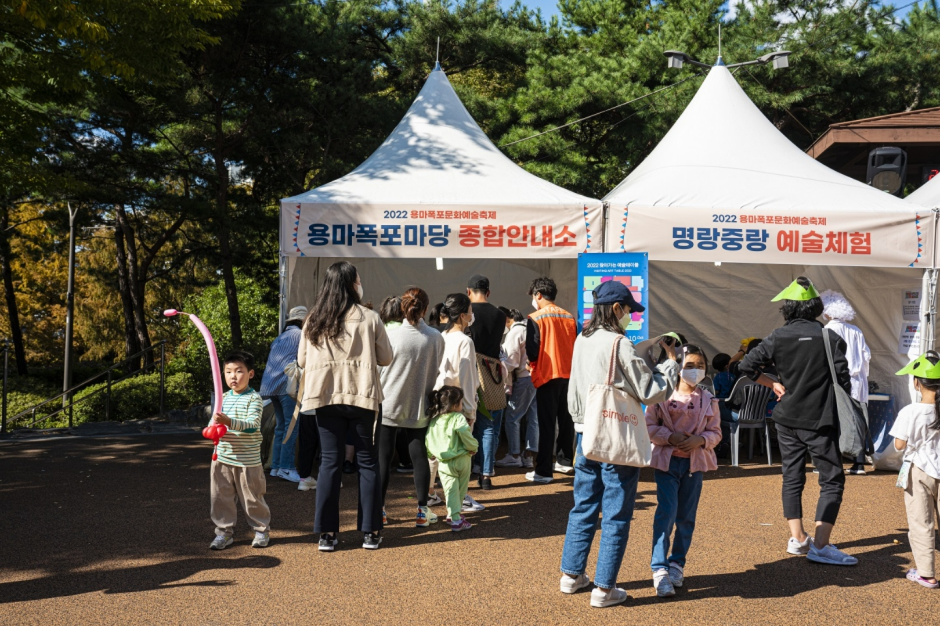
[604,65,922,215]
[283,66,600,208]
[907,175,940,209]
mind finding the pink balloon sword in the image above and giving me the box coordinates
[164,309,227,459]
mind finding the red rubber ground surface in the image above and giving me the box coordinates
[1,434,936,625]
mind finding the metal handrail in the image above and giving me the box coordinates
[1,341,166,431]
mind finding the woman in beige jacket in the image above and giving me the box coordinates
[298,261,393,551]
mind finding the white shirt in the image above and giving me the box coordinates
[889,403,940,480]
[434,330,479,419]
[501,322,529,378]
[825,319,871,404]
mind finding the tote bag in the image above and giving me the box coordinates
[582,336,651,467]
[476,353,508,412]
[822,329,869,459]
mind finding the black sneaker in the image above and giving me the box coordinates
[342,460,357,475]
[362,532,382,550]
[396,463,414,474]
[318,533,337,552]
[479,476,494,490]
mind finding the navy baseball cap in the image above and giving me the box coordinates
[592,281,645,313]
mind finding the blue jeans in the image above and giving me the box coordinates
[560,434,640,589]
[504,377,538,455]
[651,456,703,571]
[474,408,503,476]
[268,394,298,471]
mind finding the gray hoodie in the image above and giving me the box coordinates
[567,329,679,426]
[379,320,445,428]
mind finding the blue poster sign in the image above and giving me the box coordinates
[577,252,649,344]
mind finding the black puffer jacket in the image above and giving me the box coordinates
[739,318,851,431]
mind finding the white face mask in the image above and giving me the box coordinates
[531,298,539,311]
[355,283,364,300]
[680,369,706,385]
[468,312,475,327]
[618,310,631,331]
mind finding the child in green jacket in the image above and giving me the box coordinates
[426,386,479,531]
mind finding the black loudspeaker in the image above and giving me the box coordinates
[867,147,907,196]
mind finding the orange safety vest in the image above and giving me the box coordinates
[528,305,577,388]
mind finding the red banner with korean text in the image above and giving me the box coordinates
[607,205,929,269]
[281,203,604,258]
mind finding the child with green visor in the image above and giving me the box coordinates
[892,352,940,588]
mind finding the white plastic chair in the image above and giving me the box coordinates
[727,379,774,467]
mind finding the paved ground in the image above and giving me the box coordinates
[1,434,937,625]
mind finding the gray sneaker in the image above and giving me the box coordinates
[209,535,233,550]
[807,543,858,566]
[653,568,675,597]
[251,531,270,548]
[668,563,684,588]
[591,587,628,608]
[560,573,591,594]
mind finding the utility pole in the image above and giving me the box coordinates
[62,203,77,411]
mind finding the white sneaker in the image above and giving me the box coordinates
[270,468,279,477]
[653,568,675,597]
[297,476,317,491]
[525,471,553,484]
[668,563,684,588]
[560,573,591,594]
[462,495,485,512]
[209,535,233,550]
[523,456,534,469]
[427,493,443,507]
[807,542,858,566]
[554,461,574,474]
[590,587,628,608]
[496,453,523,468]
[278,469,301,483]
[251,531,270,548]
[787,535,813,555]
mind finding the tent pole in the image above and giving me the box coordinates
[278,203,287,333]
[601,201,609,253]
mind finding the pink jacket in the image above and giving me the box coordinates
[645,388,722,473]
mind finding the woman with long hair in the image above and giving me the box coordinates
[560,281,678,608]
[377,287,445,527]
[297,261,393,551]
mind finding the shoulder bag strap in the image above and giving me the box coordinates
[606,335,624,386]
[821,328,839,389]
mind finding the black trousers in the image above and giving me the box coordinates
[776,424,845,525]
[297,412,320,479]
[376,423,431,507]
[535,378,574,478]
[314,404,382,534]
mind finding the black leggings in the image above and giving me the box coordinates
[376,423,430,508]
[296,412,320,479]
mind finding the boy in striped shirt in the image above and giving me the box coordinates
[209,351,272,550]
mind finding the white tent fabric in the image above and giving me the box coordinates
[604,65,932,269]
[907,175,940,210]
[281,65,603,260]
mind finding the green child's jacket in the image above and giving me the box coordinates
[426,412,479,462]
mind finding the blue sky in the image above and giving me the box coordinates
[511,1,917,23]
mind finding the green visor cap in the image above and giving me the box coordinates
[662,332,681,344]
[897,355,940,378]
[771,279,820,302]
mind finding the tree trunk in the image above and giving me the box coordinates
[113,213,142,370]
[0,206,27,375]
[214,155,242,350]
[114,205,152,367]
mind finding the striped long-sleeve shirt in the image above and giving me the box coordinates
[216,388,263,467]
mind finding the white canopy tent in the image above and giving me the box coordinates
[604,65,937,404]
[907,174,940,210]
[280,64,602,316]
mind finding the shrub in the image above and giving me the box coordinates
[166,271,276,397]
[71,372,202,425]
[3,377,61,428]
